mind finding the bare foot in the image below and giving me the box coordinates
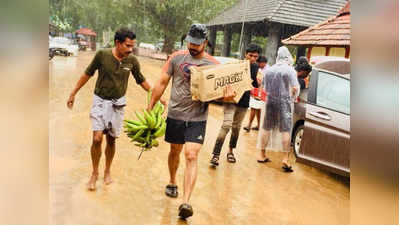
[87,173,98,191]
[104,171,113,185]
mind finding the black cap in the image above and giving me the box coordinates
[185,24,208,45]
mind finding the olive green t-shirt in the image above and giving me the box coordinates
[85,49,145,100]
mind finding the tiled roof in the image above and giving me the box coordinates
[282,2,350,46]
[75,28,97,36]
[207,0,348,27]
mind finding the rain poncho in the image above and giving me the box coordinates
[256,46,300,151]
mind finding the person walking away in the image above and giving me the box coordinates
[67,28,153,190]
[244,56,268,132]
[256,46,300,172]
[210,44,262,166]
[148,24,235,219]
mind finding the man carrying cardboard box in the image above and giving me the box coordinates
[210,44,262,166]
[148,24,235,219]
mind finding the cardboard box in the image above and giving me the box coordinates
[190,60,253,102]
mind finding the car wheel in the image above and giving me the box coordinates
[293,124,304,157]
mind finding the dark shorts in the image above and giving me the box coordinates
[165,117,207,144]
[263,100,292,132]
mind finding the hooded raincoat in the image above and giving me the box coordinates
[256,46,300,151]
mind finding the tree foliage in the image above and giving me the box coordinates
[133,0,237,53]
[50,0,237,53]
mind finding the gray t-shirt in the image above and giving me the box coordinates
[162,50,219,121]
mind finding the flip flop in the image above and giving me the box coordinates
[252,127,259,131]
[243,127,250,132]
[227,152,236,163]
[178,203,193,219]
[282,165,294,173]
[257,158,271,163]
[210,155,219,166]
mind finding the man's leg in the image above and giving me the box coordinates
[281,132,291,166]
[244,108,255,131]
[182,142,202,203]
[88,130,103,190]
[177,142,201,219]
[212,126,230,156]
[164,118,185,198]
[255,109,261,129]
[169,143,183,185]
[258,129,271,161]
[211,103,234,163]
[104,134,116,185]
[228,106,247,155]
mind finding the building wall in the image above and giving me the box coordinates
[311,47,326,57]
[329,47,346,57]
[306,46,350,59]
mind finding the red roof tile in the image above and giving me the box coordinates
[75,28,97,36]
[338,1,350,15]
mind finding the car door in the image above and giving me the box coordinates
[298,69,350,176]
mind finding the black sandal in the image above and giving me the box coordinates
[227,152,236,163]
[178,203,193,219]
[243,127,250,132]
[210,155,219,166]
[282,164,294,173]
[252,127,259,131]
[165,184,178,198]
[257,158,271,163]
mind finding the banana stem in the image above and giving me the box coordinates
[138,148,144,160]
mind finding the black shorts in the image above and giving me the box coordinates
[164,117,207,144]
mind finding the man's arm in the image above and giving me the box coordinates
[67,74,92,109]
[289,69,300,99]
[148,71,171,110]
[139,80,151,92]
[67,50,101,109]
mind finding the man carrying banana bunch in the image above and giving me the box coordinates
[67,28,158,191]
[148,24,236,219]
[123,91,167,150]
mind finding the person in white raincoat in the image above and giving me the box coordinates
[256,46,300,172]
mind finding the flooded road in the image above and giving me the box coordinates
[50,51,349,225]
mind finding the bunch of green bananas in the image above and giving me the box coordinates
[124,91,166,154]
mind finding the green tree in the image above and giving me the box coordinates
[50,0,137,40]
[133,0,237,53]
[50,0,237,51]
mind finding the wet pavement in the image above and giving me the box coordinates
[50,51,349,225]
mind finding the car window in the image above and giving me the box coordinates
[316,71,350,114]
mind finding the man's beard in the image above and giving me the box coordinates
[189,46,204,57]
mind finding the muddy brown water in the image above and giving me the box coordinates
[50,51,349,225]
